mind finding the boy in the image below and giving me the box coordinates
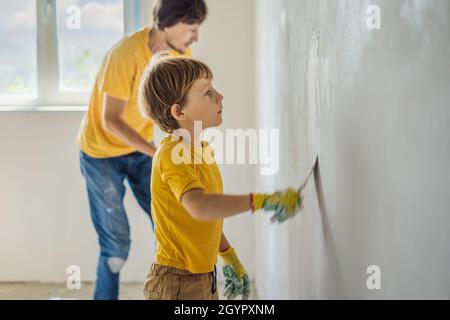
[138,56,302,300]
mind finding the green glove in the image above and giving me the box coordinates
[251,188,303,223]
[219,247,250,300]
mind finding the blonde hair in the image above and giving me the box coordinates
[139,53,213,133]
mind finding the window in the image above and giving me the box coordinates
[0,0,38,100]
[0,0,148,110]
[56,0,124,92]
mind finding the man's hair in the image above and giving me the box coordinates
[152,0,208,30]
[139,54,213,133]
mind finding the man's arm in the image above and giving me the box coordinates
[102,94,157,157]
[181,189,251,221]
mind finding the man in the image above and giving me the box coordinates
[78,0,208,300]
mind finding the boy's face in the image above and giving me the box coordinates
[164,23,200,54]
[181,77,224,129]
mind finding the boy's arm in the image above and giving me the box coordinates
[181,188,302,222]
[219,232,232,253]
[181,189,251,221]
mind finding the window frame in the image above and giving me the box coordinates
[0,0,150,111]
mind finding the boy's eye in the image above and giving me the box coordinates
[205,90,212,96]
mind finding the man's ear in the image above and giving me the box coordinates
[171,104,185,121]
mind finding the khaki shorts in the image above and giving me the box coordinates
[143,263,218,300]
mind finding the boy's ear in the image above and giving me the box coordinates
[171,104,185,121]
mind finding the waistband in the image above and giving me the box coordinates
[150,263,217,294]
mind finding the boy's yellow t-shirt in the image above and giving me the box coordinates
[78,28,191,158]
[151,135,224,274]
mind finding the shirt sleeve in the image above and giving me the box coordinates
[99,48,136,101]
[160,146,204,202]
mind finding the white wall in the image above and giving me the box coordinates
[254,0,450,299]
[0,0,255,284]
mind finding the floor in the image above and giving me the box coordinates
[0,282,257,300]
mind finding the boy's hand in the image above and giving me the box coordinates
[251,188,303,223]
[219,247,250,300]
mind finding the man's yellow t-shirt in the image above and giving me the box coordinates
[78,28,191,158]
[151,135,224,274]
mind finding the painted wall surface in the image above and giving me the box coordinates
[254,0,450,299]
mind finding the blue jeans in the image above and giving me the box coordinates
[79,150,153,300]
